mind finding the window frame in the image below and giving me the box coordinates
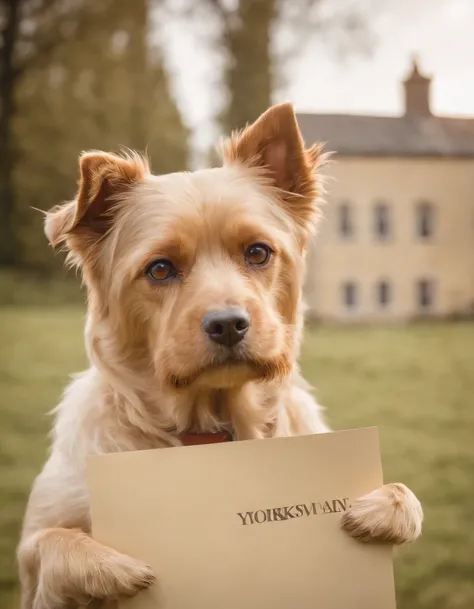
[341,280,359,313]
[373,199,392,242]
[338,200,355,240]
[416,200,435,241]
[416,278,435,312]
[376,279,392,310]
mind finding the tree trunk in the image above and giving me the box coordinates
[221,0,276,133]
[0,0,21,266]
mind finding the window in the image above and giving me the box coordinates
[416,201,434,239]
[342,281,358,310]
[417,279,435,311]
[374,201,391,240]
[338,201,354,239]
[376,280,392,308]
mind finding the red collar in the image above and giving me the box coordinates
[180,430,233,446]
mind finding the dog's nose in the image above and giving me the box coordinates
[202,308,250,347]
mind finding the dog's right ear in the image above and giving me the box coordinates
[45,150,149,248]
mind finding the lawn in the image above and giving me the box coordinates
[1,307,473,609]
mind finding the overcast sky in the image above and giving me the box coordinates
[160,0,474,157]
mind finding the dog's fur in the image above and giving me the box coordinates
[18,103,423,609]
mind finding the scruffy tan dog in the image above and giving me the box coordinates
[18,103,423,609]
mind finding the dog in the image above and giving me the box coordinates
[18,103,423,609]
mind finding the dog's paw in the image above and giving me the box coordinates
[31,535,155,608]
[341,482,423,544]
[80,548,156,599]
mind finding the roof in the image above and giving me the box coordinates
[296,113,474,158]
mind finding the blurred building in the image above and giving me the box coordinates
[299,59,474,321]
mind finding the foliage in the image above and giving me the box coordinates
[173,0,370,132]
[0,0,189,269]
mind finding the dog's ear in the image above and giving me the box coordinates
[45,150,148,248]
[221,103,325,229]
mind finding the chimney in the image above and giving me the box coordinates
[403,57,432,117]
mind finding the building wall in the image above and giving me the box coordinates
[305,156,474,321]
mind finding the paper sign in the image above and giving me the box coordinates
[87,427,396,609]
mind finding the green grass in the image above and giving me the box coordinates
[0,269,84,306]
[1,308,473,608]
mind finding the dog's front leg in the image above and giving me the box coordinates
[341,483,423,544]
[18,527,155,609]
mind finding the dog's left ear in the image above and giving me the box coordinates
[221,103,325,230]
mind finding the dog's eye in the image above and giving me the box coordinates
[145,259,177,282]
[244,243,272,267]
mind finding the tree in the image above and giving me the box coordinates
[0,0,21,266]
[212,0,276,133]
[1,0,188,270]
[169,0,369,133]
[0,0,100,266]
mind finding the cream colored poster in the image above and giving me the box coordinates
[87,427,396,609]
